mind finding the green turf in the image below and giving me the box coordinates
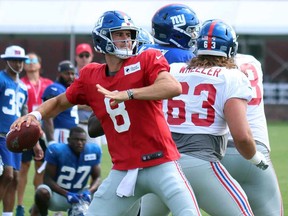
[267,121,288,212]
[1,121,287,215]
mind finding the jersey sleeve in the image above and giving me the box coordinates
[45,144,60,165]
[66,65,98,105]
[164,48,195,64]
[94,145,102,165]
[224,69,253,102]
[140,49,170,85]
[66,78,85,105]
[42,84,59,101]
[85,143,102,165]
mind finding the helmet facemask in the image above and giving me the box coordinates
[107,28,139,59]
[169,24,201,51]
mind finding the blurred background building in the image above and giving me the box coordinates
[1,0,287,119]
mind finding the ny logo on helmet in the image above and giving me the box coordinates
[122,16,132,26]
[95,16,104,29]
[170,14,186,27]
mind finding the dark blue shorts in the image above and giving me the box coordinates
[21,138,47,163]
[0,137,22,170]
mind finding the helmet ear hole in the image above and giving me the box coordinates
[106,44,114,52]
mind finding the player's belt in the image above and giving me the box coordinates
[142,151,163,161]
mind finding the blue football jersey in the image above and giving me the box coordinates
[42,81,78,129]
[0,71,28,133]
[45,142,102,193]
[138,44,196,64]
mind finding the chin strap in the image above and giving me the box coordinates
[115,49,133,59]
[7,61,23,81]
[7,60,22,116]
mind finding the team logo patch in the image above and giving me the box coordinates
[124,62,141,75]
[84,154,97,161]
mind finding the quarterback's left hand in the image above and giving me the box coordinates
[81,190,91,203]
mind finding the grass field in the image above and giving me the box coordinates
[1,121,287,215]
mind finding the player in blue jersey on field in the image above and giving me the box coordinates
[0,45,43,216]
[138,4,200,64]
[42,60,79,145]
[30,127,102,216]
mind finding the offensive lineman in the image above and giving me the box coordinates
[140,19,268,216]
[221,53,284,216]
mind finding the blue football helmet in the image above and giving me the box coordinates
[137,28,154,47]
[197,19,238,58]
[151,4,200,50]
[92,11,139,59]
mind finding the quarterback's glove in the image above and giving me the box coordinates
[66,192,81,204]
[249,151,269,170]
[80,190,91,203]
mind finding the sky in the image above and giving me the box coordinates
[0,0,287,35]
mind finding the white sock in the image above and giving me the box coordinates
[2,212,13,216]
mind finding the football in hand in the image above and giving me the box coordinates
[6,121,41,153]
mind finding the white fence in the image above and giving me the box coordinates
[264,83,288,104]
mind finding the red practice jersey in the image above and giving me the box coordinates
[66,49,180,170]
[21,76,53,112]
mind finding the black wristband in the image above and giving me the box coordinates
[126,89,134,100]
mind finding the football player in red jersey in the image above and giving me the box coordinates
[10,10,202,216]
